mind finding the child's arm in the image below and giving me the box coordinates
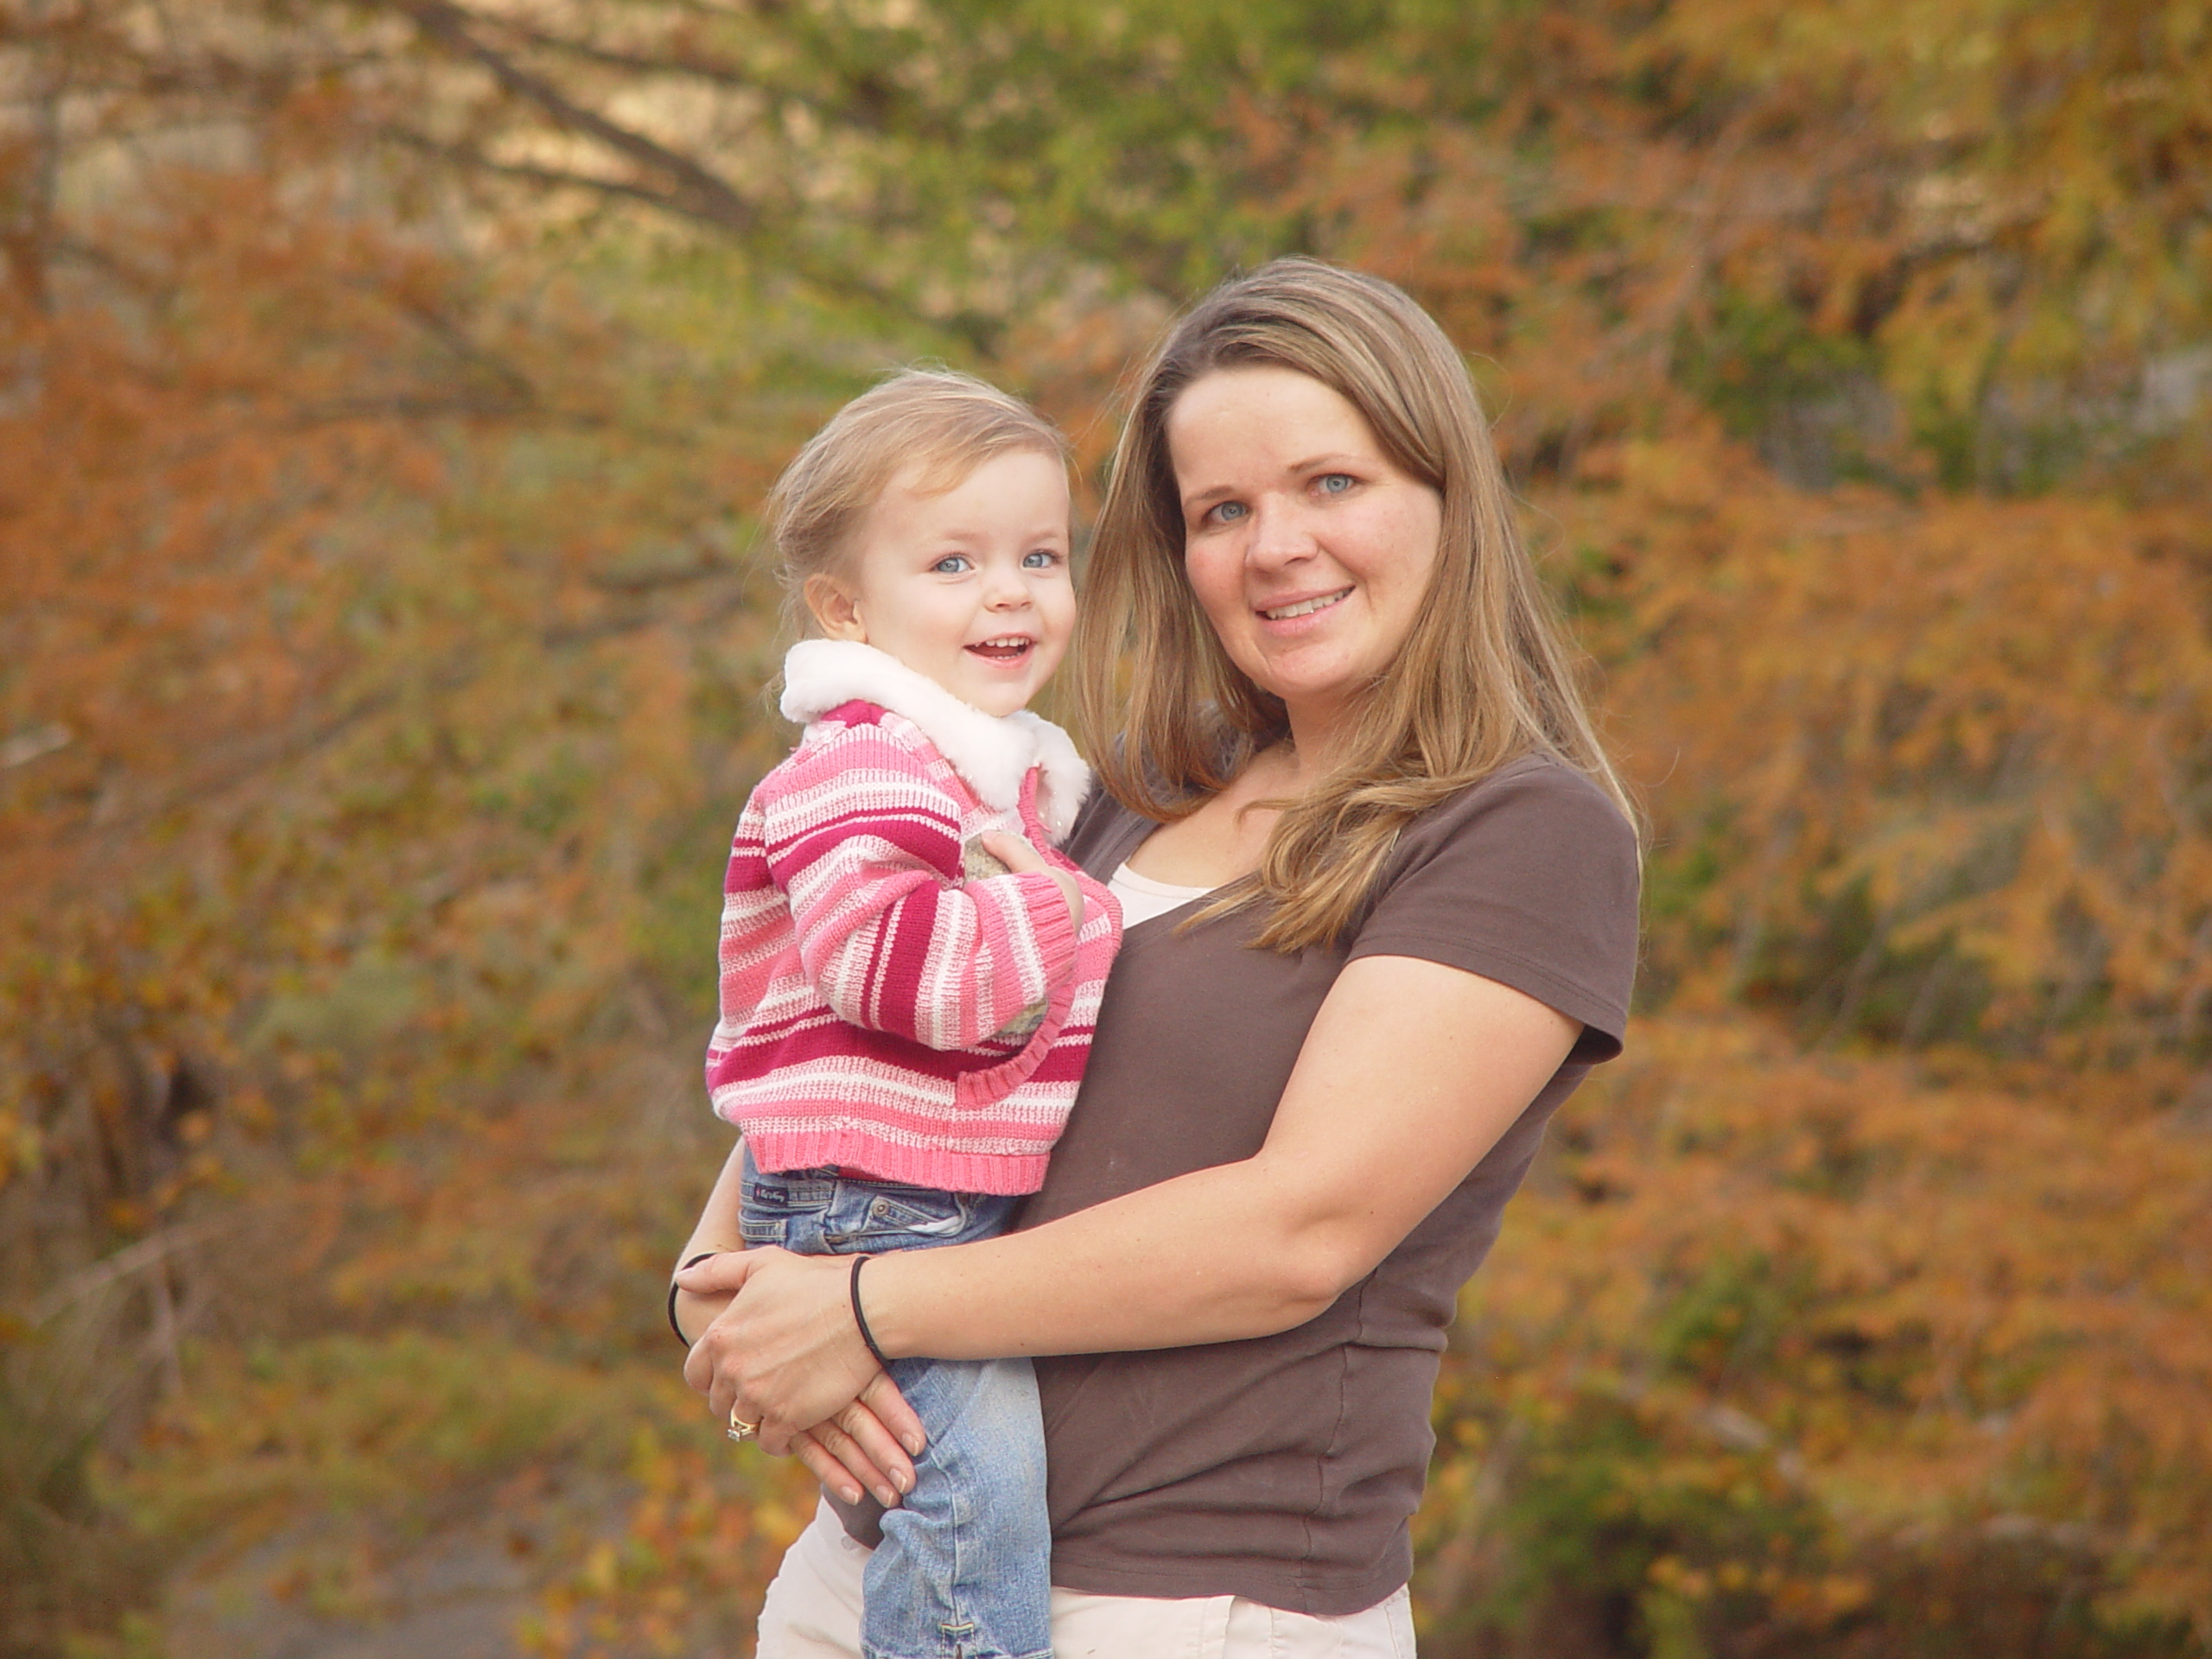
[758,721,1085,1051]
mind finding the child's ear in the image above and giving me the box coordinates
[803,573,868,642]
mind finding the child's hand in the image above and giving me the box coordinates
[981,831,1084,931]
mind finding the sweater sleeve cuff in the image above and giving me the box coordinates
[1007,868,1080,979]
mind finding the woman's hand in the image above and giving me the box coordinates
[784,1382,925,1510]
[981,830,1083,929]
[677,1249,927,1499]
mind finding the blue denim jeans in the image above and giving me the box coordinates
[739,1149,1051,1659]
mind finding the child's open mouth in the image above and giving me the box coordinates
[966,635,1034,663]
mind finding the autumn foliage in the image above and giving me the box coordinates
[3,3,2208,1656]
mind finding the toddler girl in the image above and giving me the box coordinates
[696,369,1119,1659]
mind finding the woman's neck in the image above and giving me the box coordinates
[1277,701,1359,791]
[1122,707,1351,887]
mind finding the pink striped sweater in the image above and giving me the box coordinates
[706,640,1122,1195]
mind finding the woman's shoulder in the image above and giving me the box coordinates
[1402,750,1637,856]
[1382,749,1640,914]
[1358,750,1640,1054]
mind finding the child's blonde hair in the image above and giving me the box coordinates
[766,367,1070,637]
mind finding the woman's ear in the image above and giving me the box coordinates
[803,573,868,642]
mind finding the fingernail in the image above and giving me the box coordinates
[904,1433,926,1456]
[893,1465,913,1494]
[874,1484,897,1506]
[839,1484,861,1505]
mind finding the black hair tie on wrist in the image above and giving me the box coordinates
[850,1254,893,1371]
[668,1251,722,1348]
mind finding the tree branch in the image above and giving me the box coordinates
[380,128,718,223]
[374,126,982,348]
[459,11,909,140]
[381,0,761,234]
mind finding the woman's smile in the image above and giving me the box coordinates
[1255,587,1352,624]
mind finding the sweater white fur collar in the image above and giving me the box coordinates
[779,639,1091,840]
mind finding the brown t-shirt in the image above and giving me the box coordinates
[1021,751,1640,1614]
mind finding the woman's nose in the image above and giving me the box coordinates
[1244,498,1313,569]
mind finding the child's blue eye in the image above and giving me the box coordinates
[931,555,971,575]
[1021,549,1061,569]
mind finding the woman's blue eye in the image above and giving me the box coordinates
[1209,501,1249,524]
[1318,473,1355,495]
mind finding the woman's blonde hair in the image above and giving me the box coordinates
[1072,257,1638,951]
[766,367,1068,636]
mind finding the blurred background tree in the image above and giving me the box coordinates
[2,2,2206,1656]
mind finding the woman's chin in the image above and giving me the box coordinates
[1242,653,1372,723]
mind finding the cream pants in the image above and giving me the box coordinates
[757,1498,1418,1658]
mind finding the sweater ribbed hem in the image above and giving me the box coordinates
[744,1129,1050,1197]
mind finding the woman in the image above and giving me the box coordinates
[673,257,1641,1655]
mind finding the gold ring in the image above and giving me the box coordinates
[728,1405,760,1443]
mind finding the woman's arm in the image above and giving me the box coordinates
[667,1135,747,1346]
[680,953,1578,1430]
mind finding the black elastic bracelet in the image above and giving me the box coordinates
[850,1254,893,1371]
[668,1251,722,1347]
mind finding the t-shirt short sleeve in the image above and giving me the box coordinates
[1347,753,1640,1060]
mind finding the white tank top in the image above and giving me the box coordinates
[1105,861,1217,928]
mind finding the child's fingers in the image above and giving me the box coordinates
[980,832,1084,925]
[979,831,1047,872]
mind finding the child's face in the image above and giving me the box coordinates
[808,448,1075,718]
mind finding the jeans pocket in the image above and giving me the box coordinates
[834,1186,1017,1252]
[854,1188,969,1238]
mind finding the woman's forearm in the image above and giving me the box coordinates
[862,1154,1356,1360]
[671,1135,747,1344]
[863,954,1580,1362]
[682,957,1578,1433]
